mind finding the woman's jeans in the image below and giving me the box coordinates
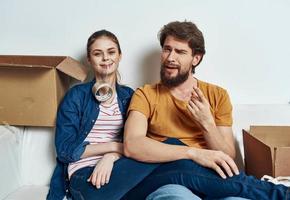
[69,138,290,200]
[69,158,158,200]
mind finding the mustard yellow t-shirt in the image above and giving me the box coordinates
[128,79,233,149]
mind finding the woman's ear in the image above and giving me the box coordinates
[119,53,122,62]
[86,56,91,65]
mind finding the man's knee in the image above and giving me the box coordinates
[146,184,201,200]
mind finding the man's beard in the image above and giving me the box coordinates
[160,64,191,87]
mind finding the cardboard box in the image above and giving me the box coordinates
[243,126,290,178]
[0,55,87,127]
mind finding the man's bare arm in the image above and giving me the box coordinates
[203,125,236,158]
[124,111,189,162]
[81,142,123,159]
[124,110,239,179]
[188,87,236,158]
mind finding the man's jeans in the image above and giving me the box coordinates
[69,139,290,200]
[146,184,249,200]
[146,184,202,200]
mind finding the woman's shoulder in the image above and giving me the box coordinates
[70,80,93,90]
[117,84,134,97]
[63,81,93,101]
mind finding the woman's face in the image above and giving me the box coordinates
[88,36,121,77]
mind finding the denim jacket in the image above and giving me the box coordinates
[47,79,134,200]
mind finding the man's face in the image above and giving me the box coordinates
[160,36,200,87]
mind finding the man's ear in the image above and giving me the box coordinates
[192,54,202,66]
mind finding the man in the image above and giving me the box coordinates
[123,21,289,199]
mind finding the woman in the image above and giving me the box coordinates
[47,30,142,200]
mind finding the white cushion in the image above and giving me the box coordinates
[0,126,56,199]
[0,126,23,199]
[21,127,56,186]
[3,186,49,200]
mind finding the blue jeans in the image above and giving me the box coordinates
[146,184,249,200]
[69,158,159,200]
[69,139,290,200]
[146,184,201,200]
[123,158,289,200]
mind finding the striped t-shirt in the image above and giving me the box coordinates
[68,96,123,178]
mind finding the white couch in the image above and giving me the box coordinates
[0,126,55,200]
[1,104,289,200]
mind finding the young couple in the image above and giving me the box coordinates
[47,21,290,200]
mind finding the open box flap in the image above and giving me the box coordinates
[0,55,65,67]
[243,129,273,178]
[0,63,52,69]
[55,56,87,81]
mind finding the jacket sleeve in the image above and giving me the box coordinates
[124,87,135,114]
[54,86,89,163]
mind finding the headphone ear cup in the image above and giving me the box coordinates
[92,82,113,102]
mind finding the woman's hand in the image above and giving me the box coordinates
[87,152,121,189]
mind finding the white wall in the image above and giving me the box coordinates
[1,0,290,105]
